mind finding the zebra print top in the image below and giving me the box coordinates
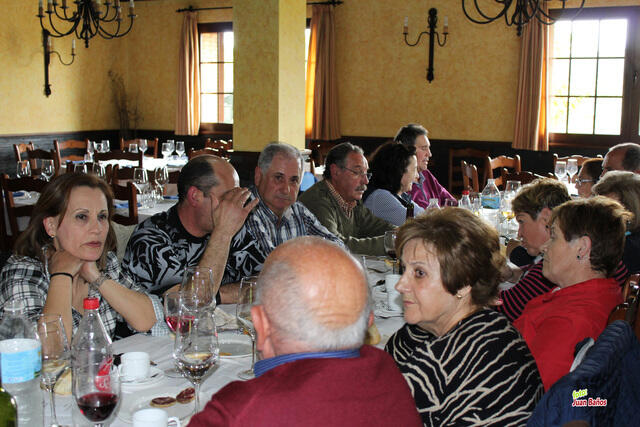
[386,309,543,426]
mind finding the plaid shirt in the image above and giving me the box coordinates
[0,251,165,338]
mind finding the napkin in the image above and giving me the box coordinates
[12,191,24,197]
[163,195,179,200]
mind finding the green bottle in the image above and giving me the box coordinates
[0,355,17,427]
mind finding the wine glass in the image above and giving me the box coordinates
[37,314,70,427]
[176,141,185,158]
[161,143,172,160]
[87,141,95,157]
[167,140,175,158]
[566,159,578,183]
[40,159,55,182]
[384,230,398,274]
[236,276,258,380]
[128,143,139,153]
[73,362,120,426]
[555,161,566,181]
[181,266,215,308]
[133,167,149,206]
[444,198,457,207]
[16,160,32,199]
[155,166,168,198]
[92,162,106,179]
[162,291,185,378]
[100,140,110,153]
[173,296,219,414]
[138,139,148,155]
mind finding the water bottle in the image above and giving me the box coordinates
[0,355,18,426]
[71,298,113,370]
[0,301,43,426]
[481,179,501,228]
[459,190,472,211]
[426,198,440,213]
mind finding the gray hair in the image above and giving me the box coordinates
[323,142,364,180]
[608,143,640,172]
[592,170,640,232]
[256,241,372,351]
[257,142,303,174]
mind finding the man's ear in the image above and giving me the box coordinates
[252,305,275,359]
[185,186,202,207]
[254,166,263,187]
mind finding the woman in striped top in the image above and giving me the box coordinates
[385,208,543,426]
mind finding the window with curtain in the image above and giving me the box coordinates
[198,22,311,128]
[548,7,640,147]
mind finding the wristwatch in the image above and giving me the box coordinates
[90,272,109,290]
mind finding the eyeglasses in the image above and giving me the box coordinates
[575,178,596,185]
[341,166,372,180]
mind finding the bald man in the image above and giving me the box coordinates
[188,237,421,427]
[122,155,258,304]
[602,142,640,176]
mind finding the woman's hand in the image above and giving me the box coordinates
[79,261,101,284]
[48,247,84,277]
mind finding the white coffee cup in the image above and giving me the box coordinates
[119,351,150,382]
[385,273,403,312]
[133,408,181,427]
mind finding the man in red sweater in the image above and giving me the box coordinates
[188,237,421,427]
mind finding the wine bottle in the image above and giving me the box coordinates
[0,355,17,427]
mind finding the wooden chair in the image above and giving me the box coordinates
[501,169,546,186]
[188,147,219,160]
[608,274,640,340]
[460,160,479,193]
[111,180,139,226]
[13,142,34,162]
[54,139,88,167]
[120,138,159,158]
[485,155,521,189]
[448,148,489,196]
[94,150,143,168]
[204,139,232,159]
[553,154,599,182]
[0,174,48,245]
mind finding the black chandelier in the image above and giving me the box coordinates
[37,0,137,48]
[462,0,585,36]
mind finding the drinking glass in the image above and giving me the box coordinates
[100,140,110,153]
[181,266,215,308]
[40,159,55,182]
[73,363,120,427]
[16,160,32,199]
[92,162,106,179]
[84,153,93,164]
[161,143,172,160]
[176,141,185,158]
[87,141,95,156]
[173,297,219,414]
[555,161,566,181]
[167,140,175,157]
[384,230,398,274]
[37,314,70,427]
[133,166,149,199]
[128,143,139,153]
[505,180,521,195]
[444,198,457,207]
[163,291,185,378]
[566,159,578,183]
[138,139,148,155]
[236,276,258,380]
[155,166,168,198]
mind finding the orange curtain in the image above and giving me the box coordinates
[513,12,549,151]
[305,5,341,141]
[175,11,200,136]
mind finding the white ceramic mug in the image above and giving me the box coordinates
[385,273,403,312]
[119,351,150,382]
[133,408,181,427]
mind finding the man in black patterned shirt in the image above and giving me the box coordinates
[121,155,259,302]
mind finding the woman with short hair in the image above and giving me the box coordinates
[0,173,162,341]
[363,142,424,226]
[386,208,543,425]
[575,158,603,198]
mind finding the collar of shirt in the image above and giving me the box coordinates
[254,348,360,377]
[250,186,294,223]
[325,180,356,218]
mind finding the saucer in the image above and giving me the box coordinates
[218,331,252,358]
[121,366,164,390]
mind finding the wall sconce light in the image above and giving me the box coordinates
[43,30,76,97]
[403,8,448,83]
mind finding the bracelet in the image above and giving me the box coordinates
[50,272,73,281]
[90,272,109,289]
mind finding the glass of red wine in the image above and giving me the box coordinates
[73,362,120,426]
[164,291,185,378]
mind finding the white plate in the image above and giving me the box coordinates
[218,331,252,358]
[121,366,164,390]
[118,386,196,423]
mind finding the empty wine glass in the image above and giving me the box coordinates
[37,314,70,427]
[181,266,215,308]
[384,230,398,274]
[138,139,148,155]
[176,141,185,158]
[91,163,106,179]
[99,140,110,153]
[16,160,32,199]
[128,143,139,153]
[566,159,578,183]
[555,161,567,181]
[73,363,120,427]
[155,166,168,198]
[87,141,95,156]
[236,276,258,380]
[167,140,175,157]
[162,143,172,160]
[173,296,219,414]
[40,159,55,182]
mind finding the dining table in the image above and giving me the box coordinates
[49,256,406,426]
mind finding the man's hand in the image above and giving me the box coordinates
[212,187,259,237]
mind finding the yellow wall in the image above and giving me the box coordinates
[2,0,639,144]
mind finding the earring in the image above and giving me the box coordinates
[577,255,581,260]
[456,293,463,299]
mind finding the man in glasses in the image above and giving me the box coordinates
[299,142,395,256]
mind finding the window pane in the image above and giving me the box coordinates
[201,94,219,123]
[549,97,568,133]
[223,94,233,124]
[551,59,570,96]
[223,32,234,62]
[569,59,596,96]
[567,97,594,134]
[223,63,233,93]
[599,19,627,57]
[597,59,624,96]
[595,98,622,135]
[552,21,571,57]
[201,64,218,93]
[200,32,218,62]
[571,20,599,58]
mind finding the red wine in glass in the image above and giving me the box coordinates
[166,315,195,333]
[76,392,118,422]
[165,315,178,332]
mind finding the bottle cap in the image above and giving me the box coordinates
[83,298,99,310]
[462,190,470,195]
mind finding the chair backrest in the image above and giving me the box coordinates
[0,174,48,241]
[553,154,595,169]
[188,147,219,160]
[109,164,137,185]
[13,142,34,162]
[485,155,522,189]
[460,160,479,193]
[203,139,232,159]
[27,148,58,176]
[608,273,640,340]
[448,148,489,196]
[501,169,545,186]
[111,180,139,226]
[54,139,88,166]
[120,138,159,158]
[94,150,143,168]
